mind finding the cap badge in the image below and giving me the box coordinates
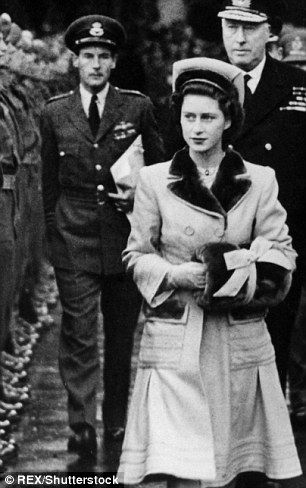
[232,0,252,7]
[89,22,104,37]
[292,36,303,52]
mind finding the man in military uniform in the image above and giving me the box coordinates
[0,29,24,402]
[218,1,306,487]
[41,15,164,459]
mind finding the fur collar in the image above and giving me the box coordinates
[168,147,252,219]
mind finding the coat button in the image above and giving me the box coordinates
[95,164,102,171]
[265,143,272,151]
[184,226,195,236]
[93,143,99,148]
[59,151,65,156]
[97,184,104,191]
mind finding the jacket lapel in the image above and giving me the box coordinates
[95,85,125,141]
[241,56,289,136]
[66,89,93,142]
[64,86,126,142]
[168,148,251,220]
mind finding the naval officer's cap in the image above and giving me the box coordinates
[64,14,126,54]
[218,0,286,26]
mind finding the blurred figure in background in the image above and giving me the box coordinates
[0,12,74,473]
[282,28,306,70]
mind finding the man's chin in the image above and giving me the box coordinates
[88,81,106,91]
[230,55,251,71]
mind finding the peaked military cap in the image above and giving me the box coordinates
[218,0,286,24]
[64,15,126,53]
[172,57,245,105]
[282,30,306,65]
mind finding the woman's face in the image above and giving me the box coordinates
[180,94,231,156]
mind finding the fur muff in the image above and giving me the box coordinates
[193,242,291,312]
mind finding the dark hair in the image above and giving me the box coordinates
[171,80,244,149]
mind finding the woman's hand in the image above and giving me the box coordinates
[108,188,135,213]
[168,262,207,290]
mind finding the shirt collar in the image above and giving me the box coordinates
[244,55,266,93]
[79,82,110,116]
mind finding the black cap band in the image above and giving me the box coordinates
[175,69,233,96]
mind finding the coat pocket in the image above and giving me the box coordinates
[138,299,189,369]
[228,315,275,370]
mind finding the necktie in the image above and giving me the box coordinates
[88,94,100,137]
[243,74,252,111]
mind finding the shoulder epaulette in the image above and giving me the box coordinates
[47,91,74,104]
[115,87,146,97]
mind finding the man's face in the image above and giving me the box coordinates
[222,19,271,71]
[74,45,117,93]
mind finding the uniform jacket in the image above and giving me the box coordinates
[119,148,300,484]
[0,90,24,176]
[41,85,164,274]
[234,55,306,270]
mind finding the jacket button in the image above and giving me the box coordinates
[93,143,99,148]
[59,151,65,156]
[265,143,272,151]
[95,164,102,171]
[184,226,195,236]
[97,184,104,191]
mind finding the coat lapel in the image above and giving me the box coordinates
[168,148,251,220]
[66,89,93,142]
[95,85,125,141]
[241,56,289,136]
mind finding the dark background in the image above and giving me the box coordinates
[0,0,306,37]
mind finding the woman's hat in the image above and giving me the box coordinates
[64,15,126,54]
[172,57,245,105]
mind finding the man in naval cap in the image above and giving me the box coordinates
[41,14,164,459]
[218,1,306,486]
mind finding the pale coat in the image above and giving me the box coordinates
[118,148,302,486]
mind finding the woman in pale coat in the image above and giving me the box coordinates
[118,58,302,487]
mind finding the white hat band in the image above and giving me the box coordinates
[218,8,268,23]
